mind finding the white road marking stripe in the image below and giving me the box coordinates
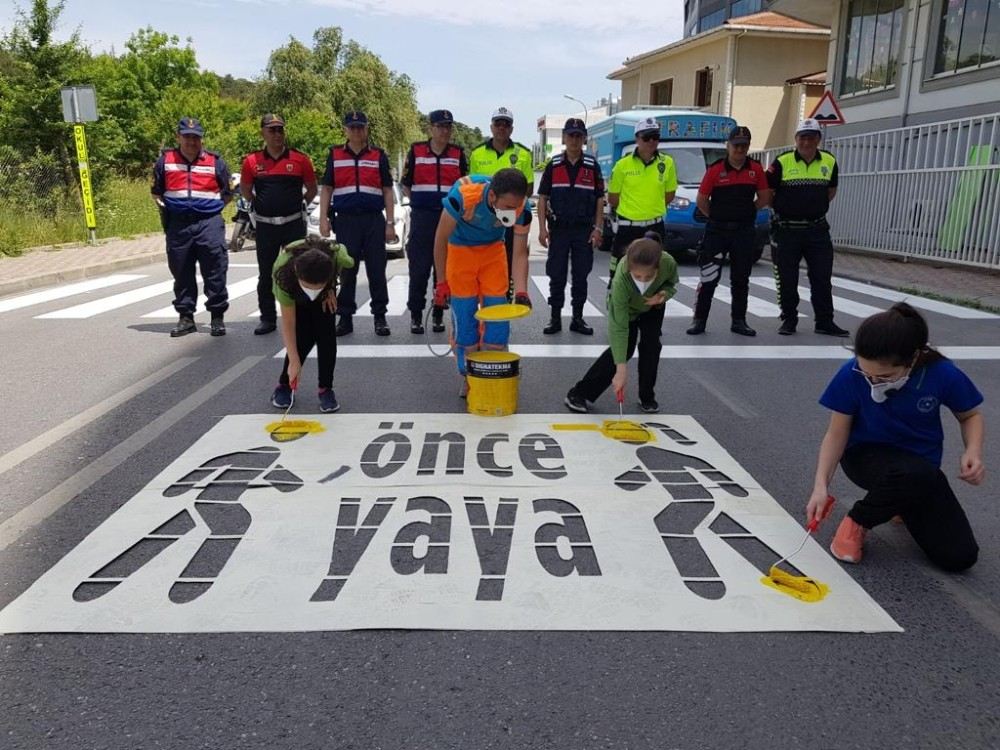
[0,358,197,478]
[750,277,883,318]
[830,278,1000,319]
[276,345,1000,360]
[0,356,265,553]
[356,275,410,317]
[531,275,603,317]
[36,280,176,319]
[598,276,693,317]
[141,276,259,318]
[0,275,147,313]
[679,277,783,318]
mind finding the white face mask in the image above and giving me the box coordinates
[494,208,518,227]
[869,374,909,403]
[632,275,652,294]
[300,284,323,301]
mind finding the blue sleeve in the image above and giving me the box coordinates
[939,361,984,413]
[151,155,165,196]
[215,157,232,200]
[819,360,859,415]
[321,151,335,186]
[380,151,393,186]
[442,184,464,221]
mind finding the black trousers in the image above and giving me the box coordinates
[841,443,979,572]
[572,303,665,404]
[546,223,594,314]
[772,223,835,323]
[255,220,305,324]
[166,213,229,315]
[336,211,389,317]
[693,223,755,321]
[609,220,665,282]
[406,207,440,315]
[278,300,338,390]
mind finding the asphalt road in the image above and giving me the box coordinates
[1,253,999,749]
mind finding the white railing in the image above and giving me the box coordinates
[754,114,1000,269]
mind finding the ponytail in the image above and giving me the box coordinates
[853,302,945,367]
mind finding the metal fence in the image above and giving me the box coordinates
[0,150,75,215]
[754,114,1000,270]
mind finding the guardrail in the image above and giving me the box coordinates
[754,114,1000,270]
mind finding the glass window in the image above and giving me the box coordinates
[731,0,763,18]
[841,0,905,94]
[661,146,728,185]
[650,79,674,105]
[699,9,726,32]
[934,0,1000,73]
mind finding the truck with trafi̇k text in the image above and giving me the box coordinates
[588,107,770,258]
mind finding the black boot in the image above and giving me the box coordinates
[686,318,706,336]
[210,314,226,337]
[170,314,196,337]
[374,314,390,337]
[543,308,562,334]
[730,319,757,337]
[336,315,353,337]
[569,316,593,335]
[431,306,445,333]
[410,312,424,334]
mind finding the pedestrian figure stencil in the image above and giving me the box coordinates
[73,446,303,604]
[615,421,781,600]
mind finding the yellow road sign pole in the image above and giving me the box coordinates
[73,124,97,244]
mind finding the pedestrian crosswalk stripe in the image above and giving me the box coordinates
[356,275,410,317]
[36,280,176,319]
[531,276,603,317]
[0,274,147,314]
[679,277,783,318]
[830,278,999,319]
[279,344,1000,360]
[599,276,694,317]
[140,276,260,319]
[749,277,883,318]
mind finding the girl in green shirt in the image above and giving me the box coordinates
[565,234,678,413]
[270,237,354,413]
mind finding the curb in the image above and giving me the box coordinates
[0,249,165,298]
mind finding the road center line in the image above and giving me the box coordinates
[0,355,264,554]
[0,357,198,479]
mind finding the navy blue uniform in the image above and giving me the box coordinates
[152,148,232,316]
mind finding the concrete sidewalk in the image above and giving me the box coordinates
[2,233,999,311]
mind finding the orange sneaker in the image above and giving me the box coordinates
[831,516,867,563]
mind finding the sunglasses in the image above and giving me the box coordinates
[638,131,660,142]
[265,126,285,133]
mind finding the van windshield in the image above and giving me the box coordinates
[660,146,728,185]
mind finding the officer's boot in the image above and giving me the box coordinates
[374,314,390,337]
[410,312,424,335]
[171,314,196,338]
[543,307,562,334]
[686,318,707,336]
[336,315,353,337]
[431,306,445,333]
[569,305,593,336]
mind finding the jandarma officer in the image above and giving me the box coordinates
[687,125,771,337]
[318,110,397,337]
[151,117,232,338]
[400,109,469,334]
[607,117,677,276]
[536,117,605,336]
[766,118,848,337]
[468,107,535,296]
[240,113,318,336]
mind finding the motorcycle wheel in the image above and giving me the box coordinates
[229,221,246,253]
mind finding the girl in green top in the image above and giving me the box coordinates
[270,237,354,413]
[565,234,678,413]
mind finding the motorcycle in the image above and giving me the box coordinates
[229,192,256,252]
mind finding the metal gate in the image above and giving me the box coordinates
[755,114,1000,269]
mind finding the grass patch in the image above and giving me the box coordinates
[0,177,167,256]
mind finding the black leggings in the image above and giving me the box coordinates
[841,443,979,572]
[279,301,337,390]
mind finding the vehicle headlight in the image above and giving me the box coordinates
[669,197,691,210]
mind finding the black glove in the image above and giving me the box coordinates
[514,292,532,309]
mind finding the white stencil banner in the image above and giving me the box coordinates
[0,414,901,633]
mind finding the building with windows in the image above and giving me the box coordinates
[684,0,766,36]
[534,102,616,165]
[608,12,830,148]
[764,0,1000,134]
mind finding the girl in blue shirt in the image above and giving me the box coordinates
[807,302,984,570]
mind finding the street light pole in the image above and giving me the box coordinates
[563,94,589,123]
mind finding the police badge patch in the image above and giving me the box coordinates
[510,154,518,165]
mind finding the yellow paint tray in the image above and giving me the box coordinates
[474,303,532,322]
